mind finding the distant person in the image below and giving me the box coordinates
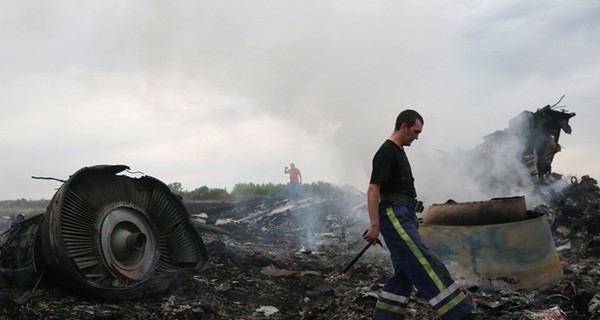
[284,163,302,199]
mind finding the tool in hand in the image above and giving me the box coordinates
[342,230,382,273]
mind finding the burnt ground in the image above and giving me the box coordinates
[1,177,600,320]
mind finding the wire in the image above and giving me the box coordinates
[31,176,65,183]
[550,95,565,109]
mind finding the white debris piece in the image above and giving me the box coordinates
[256,305,279,316]
[589,292,600,317]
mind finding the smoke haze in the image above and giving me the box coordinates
[1,1,599,202]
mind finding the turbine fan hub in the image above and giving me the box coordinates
[36,164,209,299]
[99,206,158,281]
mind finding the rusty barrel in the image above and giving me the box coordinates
[420,197,563,291]
[423,196,528,226]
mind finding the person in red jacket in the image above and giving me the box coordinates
[284,163,302,199]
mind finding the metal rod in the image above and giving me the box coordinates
[342,242,372,273]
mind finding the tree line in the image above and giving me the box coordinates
[0,181,349,211]
[167,181,347,201]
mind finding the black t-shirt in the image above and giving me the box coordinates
[369,139,417,198]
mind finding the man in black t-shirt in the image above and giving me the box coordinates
[364,110,475,320]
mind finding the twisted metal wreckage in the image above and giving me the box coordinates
[0,99,576,301]
[0,165,208,300]
[421,100,576,291]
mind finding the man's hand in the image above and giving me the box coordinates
[363,225,380,244]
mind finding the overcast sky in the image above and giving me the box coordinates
[1,1,599,202]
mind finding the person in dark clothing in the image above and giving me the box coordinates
[364,109,475,320]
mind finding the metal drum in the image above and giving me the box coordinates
[423,196,528,226]
[420,198,563,291]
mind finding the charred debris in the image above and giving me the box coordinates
[1,100,600,319]
[436,98,576,199]
[0,165,208,300]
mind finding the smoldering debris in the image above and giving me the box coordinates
[476,102,576,184]
[436,101,576,202]
[0,103,598,319]
[0,176,598,319]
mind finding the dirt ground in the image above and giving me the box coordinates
[1,177,600,320]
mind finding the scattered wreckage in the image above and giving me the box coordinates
[414,99,581,316]
[479,99,575,184]
[442,97,576,198]
[0,165,208,300]
[2,100,600,319]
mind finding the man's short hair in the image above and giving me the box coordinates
[395,109,424,130]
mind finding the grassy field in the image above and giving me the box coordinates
[0,199,49,217]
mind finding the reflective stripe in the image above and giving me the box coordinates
[383,206,470,317]
[385,207,445,291]
[379,290,409,304]
[437,292,467,316]
[428,281,460,306]
[375,300,407,315]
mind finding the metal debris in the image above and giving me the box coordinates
[1,102,600,319]
[424,196,528,226]
[261,266,321,277]
[0,182,599,318]
[421,197,563,291]
[441,101,577,199]
[0,165,208,300]
[475,102,575,185]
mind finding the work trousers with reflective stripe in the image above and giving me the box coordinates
[373,203,473,320]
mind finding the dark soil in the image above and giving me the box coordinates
[1,177,600,319]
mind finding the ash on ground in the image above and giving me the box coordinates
[1,177,600,319]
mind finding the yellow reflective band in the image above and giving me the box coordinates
[436,292,467,316]
[429,281,460,306]
[376,300,407,315]
[379,290,409,303]
[385,207,445,291]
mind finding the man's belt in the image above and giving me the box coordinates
[380,193,424,213]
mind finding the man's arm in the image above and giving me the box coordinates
[298,170,302,184]
[364,183,381,244]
